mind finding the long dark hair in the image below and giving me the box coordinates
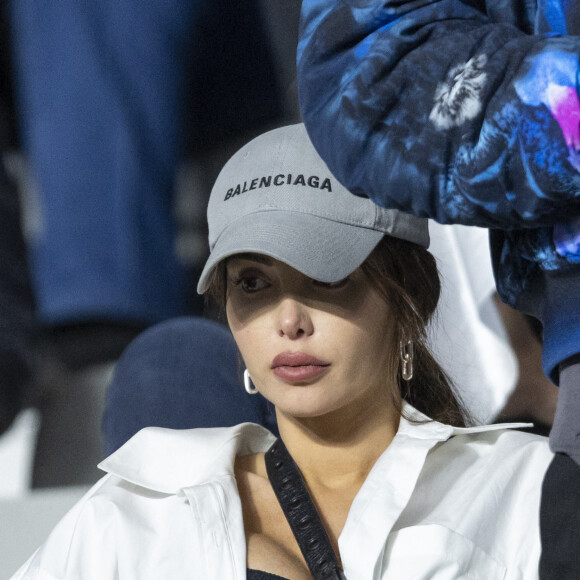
[361,236,470,427]
[206,235,470,428]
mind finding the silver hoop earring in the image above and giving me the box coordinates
[400,339,414,382]
[244,369,259,395]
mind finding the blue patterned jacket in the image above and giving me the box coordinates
[297,0,580,381]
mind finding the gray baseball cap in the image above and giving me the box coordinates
[197,124,429,294]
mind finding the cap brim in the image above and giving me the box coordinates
[197,210,384,294]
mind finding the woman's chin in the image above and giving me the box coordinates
[273,393,346,421]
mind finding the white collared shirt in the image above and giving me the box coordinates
[12,405,552,579]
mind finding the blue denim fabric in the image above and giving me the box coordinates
[9,0,198,325]
[103,317,278,455]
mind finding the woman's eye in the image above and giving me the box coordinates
[234,275,268,293]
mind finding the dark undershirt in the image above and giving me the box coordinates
[246,569,290,580]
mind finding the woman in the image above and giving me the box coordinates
[12,125,552,579]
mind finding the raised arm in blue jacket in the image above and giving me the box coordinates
[298,0,580,229]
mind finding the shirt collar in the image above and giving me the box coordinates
[99,405,531,494]
[399,402,533,441]
[98,422,276,494]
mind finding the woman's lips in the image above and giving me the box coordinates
[271,352,330,383]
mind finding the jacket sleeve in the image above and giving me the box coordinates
[297,0,580,229]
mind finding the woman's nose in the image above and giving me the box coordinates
[277,298,314,339]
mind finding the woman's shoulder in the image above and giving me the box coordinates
[426,422,553,486]
[393,426,551,576]
[402,404,552,468]
[12,469,216,579]
[397,413,552,506]
[12,424,276,579]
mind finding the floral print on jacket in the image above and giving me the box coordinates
[297,0,580,378]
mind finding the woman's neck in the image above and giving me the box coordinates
[275,395,401,492]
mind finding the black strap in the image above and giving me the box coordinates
[265,439,347,580]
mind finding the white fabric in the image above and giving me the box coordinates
[428,222,518,423]
[12,405,552,580]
